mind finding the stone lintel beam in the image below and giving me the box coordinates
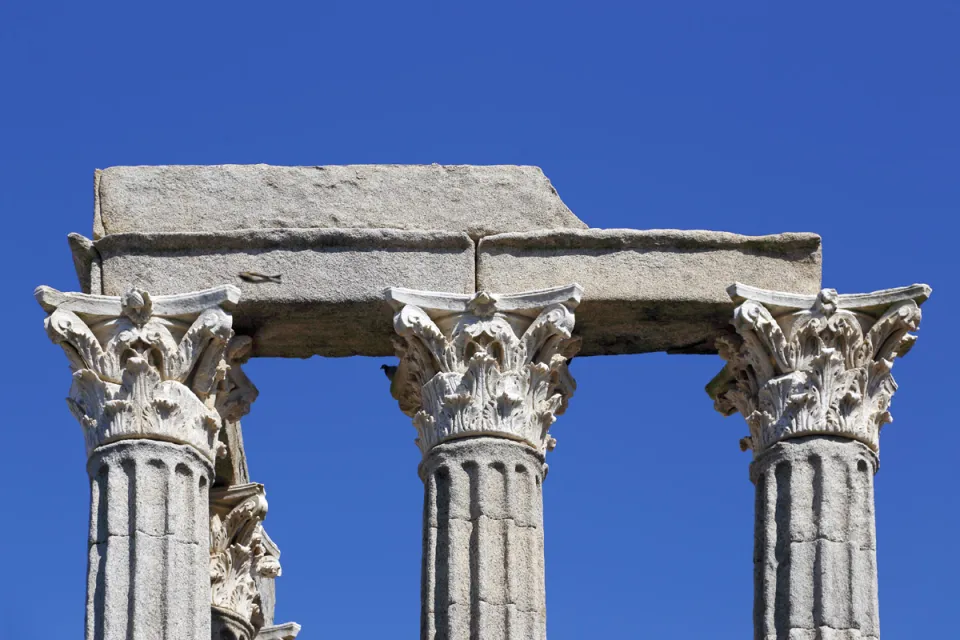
[387,284,582,457]
[707,282,931,640]
[477,229,823,356]
[87,228,476,359]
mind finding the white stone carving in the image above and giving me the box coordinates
[387,284,582,456]
[37,285,240,461]
[210,483,281,629]
[709,283,931,456]
[257,623,301,640]
[218,335,260,422]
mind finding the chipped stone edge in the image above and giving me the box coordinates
[93,227,475,254]
[478,228,822,256]
[93,168,105,240]
[67,232,102,294]
[258,622,301,640]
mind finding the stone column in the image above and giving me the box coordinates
[37,284,240,640]
[387,285,582,640]
[709,283,931,640]
[212,342,300,640]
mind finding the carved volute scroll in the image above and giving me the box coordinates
[708,283,931,457]
[210,483,281,634]
[387,284,582,456]
[37,285,241,461]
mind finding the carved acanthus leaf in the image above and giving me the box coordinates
[388,286,582,456]
[210,484,277,629]
[38,285,239,460]
[711,285,929,457]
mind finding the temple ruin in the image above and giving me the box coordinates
[36,164,931,639]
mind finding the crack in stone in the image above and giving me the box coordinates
[91,531,200,545]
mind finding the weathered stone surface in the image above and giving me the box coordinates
[94,164,587,239]
[420,437,547,640]
[257,622,301,640]
[254,529,281,629]
[388,285,581,456]
[708,284,932,640]
[210,483,280,635]
[87,439,212,640]
[710,283,930,455]
[93,228,475,358]
[212,605,258,640]
[37,285,237,461]
[477,229,823,355]
[752,437,880,640]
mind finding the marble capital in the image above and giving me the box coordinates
[709,283,931,457]
[210,483,281,633]
[387,284,582,456]
[37,285,240,462]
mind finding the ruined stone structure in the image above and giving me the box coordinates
[37,164,930,639]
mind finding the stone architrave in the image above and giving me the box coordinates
[36,284,240,640]
[387,284,582,640]
[210,483,281,640]
[708,283,931,640]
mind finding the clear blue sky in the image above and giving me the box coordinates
[2,2,956,638]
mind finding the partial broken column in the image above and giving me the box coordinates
[387,285,582,640]
[37,285,239,640]
[709,283,931,640]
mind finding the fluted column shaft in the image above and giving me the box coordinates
[420,438,546,640]
[711,283,931,640]
[37,284,240,640]
[751,436,879,640]
[387,285,583,640]
[86,440,212,640]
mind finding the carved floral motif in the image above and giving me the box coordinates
[388,286,582,456]
[210,484,280,630]
[712,286,927,456]
[38,286,238,461]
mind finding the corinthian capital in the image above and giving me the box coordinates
[709,283,931,456]
[36,285,240,461]
[386,284,582,456]
[210,483,280,632]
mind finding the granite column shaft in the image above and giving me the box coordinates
[751,437,879,639]
[420,438,547,640]
[87,440,212,640]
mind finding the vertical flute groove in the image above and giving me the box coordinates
[419,438,546,640]
[752,437,880,640]
[85,440,212,640]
